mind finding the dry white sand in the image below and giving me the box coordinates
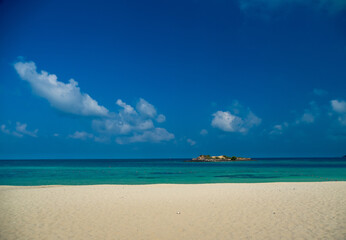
[0,182,345,240]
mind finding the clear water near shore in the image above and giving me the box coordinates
[0,158,345,185]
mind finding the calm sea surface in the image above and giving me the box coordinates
[0,158,345,185]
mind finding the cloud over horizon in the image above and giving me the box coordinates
[270,100,321,135]
[116,128,174,144]
[269,96,346,139]
[13,59,173,144]
[68,131,94,140]
[93,98,174,143]
[211,102,261,133]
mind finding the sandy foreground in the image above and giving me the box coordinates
[0,182,345,240]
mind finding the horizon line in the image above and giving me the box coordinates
[0,156,344,161]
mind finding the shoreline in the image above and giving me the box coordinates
[0,180,345,188]
[1,182,345,240]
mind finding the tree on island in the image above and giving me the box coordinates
[191,155,251,162]
[225,156,237,160]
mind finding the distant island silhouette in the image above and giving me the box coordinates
[188,155,252,162]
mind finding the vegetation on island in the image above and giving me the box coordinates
[200,155,237,160]
[189,155,252,162]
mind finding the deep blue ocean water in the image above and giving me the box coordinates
[0,158,345,185]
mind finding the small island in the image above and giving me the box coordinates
[188,155,252,162]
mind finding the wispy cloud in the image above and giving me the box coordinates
[200,129,208,135]
[295,101,320,124]
[14,60,109,117]
[187,138,196,146]
[269,122,289,135]
[116,128,174,144]
[313,88,328,97]
[68,131,94,140]
[68,131,110,142]
[93,98,174,143]
[269,96,346,139]
[16,122,38,137]
[270,101,320,135]
[1,122,38,138]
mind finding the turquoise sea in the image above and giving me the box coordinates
[0,158,345,185]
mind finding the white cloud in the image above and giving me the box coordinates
[13,59,173,144]
[331,99,346,125]
[200,129,208,135]
[270,101,320,136]
[116,128,174,144]
[156,114,166,123]
[1,125,11,135]
[187,138,196,146]
[313,88,328,96]
[300,113,315,123]
[1,122,38,138]
[16,122,38,137]
[239,0,346,15]
[93,98,174,143]
[337,115,346,125]
[94,136,110,143]
[268,98,346,139]
[136,119,155,131]
[211,103,261,133]
[331,100,346,114]
[246,111,262,126]
[93,118,133,135]
[12,132,23,138]
[212,111,245,132]
[136,98,157,118]
[14,60,109,117]
[68,131,94,140]
[93,99,156,135]
[68,131,110,142]
[274,125,283,131]
[269,98,346,137]
[296,101,320,124]
[116,99,136,115]
[269,122,289,135]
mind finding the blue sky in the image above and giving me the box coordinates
[0,0,346,159]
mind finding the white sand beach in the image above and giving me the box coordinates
[0,182,345,240]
